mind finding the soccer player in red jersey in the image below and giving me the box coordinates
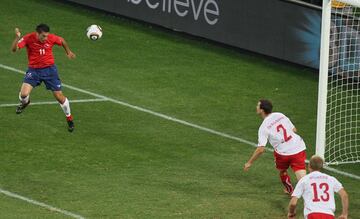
[288,155,348,219]
[11,24,76,132]
[244,99,307,194]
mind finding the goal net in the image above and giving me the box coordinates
[316,0,360,165]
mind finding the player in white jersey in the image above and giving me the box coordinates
[288,155,349,219]
[244,99,307,194]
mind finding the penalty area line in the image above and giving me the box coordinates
[0,63,359,181]
[0,188,85,219]
[0,98,109,108]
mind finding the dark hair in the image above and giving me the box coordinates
[259,99,273,114]
[309,155,324,171]
[36,24,50,33]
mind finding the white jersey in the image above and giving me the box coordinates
[257,112,306,155]
[292,171,343,218]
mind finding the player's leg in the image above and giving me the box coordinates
[290,150,307,181]
[274,152,294,194]
[16,83,33,114]
[279,169,294,195]
[16,69,40,114]
[53,90,74,132]
[294,169,306,180]
[43,65,74,132]
[19,82,32,103]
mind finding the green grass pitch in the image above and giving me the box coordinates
[0,0,359,218]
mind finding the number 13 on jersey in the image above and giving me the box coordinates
[311,182,330,202]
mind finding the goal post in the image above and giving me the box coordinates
[316,0,360,164]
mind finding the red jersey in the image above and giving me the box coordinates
[17,32,63,68]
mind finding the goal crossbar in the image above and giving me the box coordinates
[338,0,360,8]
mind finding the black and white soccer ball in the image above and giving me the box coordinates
[86,24,102,41]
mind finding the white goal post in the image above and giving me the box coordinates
[316,0,360,164]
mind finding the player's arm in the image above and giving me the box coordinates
[287,197,298,219]
[61,38,76,59]
[243,146,265,171]
[10,28,21,52]
[338,188,349,219]
[244,126,268,171]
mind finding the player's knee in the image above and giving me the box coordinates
[279,170,288,176]
[295,170,306,180]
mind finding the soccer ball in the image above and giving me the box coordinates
[86,25,102,41]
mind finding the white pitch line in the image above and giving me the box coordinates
[323,166,360,180]
[0,188,85,219]
[1,63,359,182]
[0,98,109,108]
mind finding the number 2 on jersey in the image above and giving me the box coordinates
[276,124,292,142]
[311,182,330,202]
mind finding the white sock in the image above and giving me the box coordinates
[60,98,71,117]
[19,93,29,104]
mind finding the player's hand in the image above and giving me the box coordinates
[15,28,21,38]
[338,215,347,219]
[243,162,251,171]
[67,51,76,59]
[287,212,296,219]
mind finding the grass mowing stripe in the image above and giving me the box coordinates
[0,188,85,219]
[0,98,109,107]
[1,63,359,181]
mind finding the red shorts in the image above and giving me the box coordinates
[274,150,306,172]
[307,213,335,219]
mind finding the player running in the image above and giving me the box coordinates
[11,24,76,132]
[288,155,349,219]
[244,99,307,194]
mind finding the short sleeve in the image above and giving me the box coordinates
[258,125,268,147]
[52,35,63,46]
[287,117,295,130]
[332,177,343,193]
[292,179,304,198]
[17,37,27,49]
